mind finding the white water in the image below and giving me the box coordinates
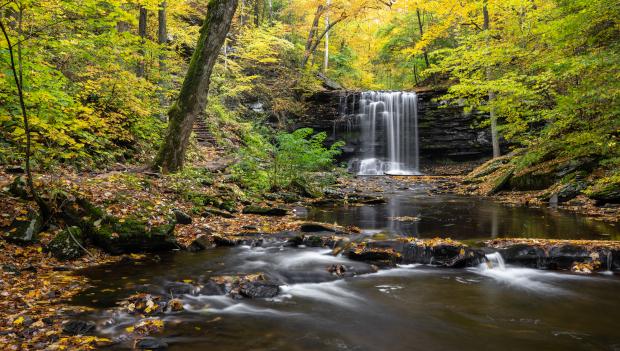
[355,91,420,175]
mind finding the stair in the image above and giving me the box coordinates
[193,117,218,147]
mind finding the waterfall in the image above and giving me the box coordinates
[353,91,420,175]
[485,252,506,270]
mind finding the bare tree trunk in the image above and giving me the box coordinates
[483,0,500,158]
[323,0,330,73]
[137,6,147,77]
[153,0,239,173]
[268,0,273,23]
[416,9,430,68]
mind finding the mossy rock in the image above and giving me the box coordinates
[8,175,29,199]
[47,226,85,260]
[586,177,620,205]
[486,168,514,195]
[92,217,178,255]
[3,211,43,245]
[509,157,595,191]
[242,206,288,216]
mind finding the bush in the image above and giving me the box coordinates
[232,128,344,193]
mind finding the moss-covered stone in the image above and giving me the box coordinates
[91,217,178,255]
[3,211,43,245]
[242,205,288,216]
[47,226,85,260]
[586,176,620,205]
[8,175,28,199]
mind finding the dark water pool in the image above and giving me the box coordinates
[298,182,620,240]
[72,183,620,350]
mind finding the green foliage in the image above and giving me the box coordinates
[232,128,344,193]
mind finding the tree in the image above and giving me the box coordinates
[137,5,148,77]
[482,0,500,158]
[153,0,239,173]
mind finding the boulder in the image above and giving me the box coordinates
[8,175,28,198]
[242,206,288,216]
[47,226,85,260]
[187,234,212,252]
[238,281,279,299]
[173,210,192,225]
[586,179,620,205]
[3,211,43,245]
[300,222,336,233]
[91,218,178,255]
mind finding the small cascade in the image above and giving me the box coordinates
[484,252,506,270]
[341,91,420,176]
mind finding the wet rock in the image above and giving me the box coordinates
[46,226,85,260]
[3,211,43,245]
[238,281,279,299]
[173,210,192,225]
[199,280,227,296]
[2,263,20,275]
[242,205,288,216]
[348,245,402,267]
[212,234,263,247]
[62,320,96,335]
[187,234,212,252]
[120,294,165,315]
[134,337,168,349]
[165,282,196,296]
[300,222,336,233]
[166,298,184,312]
[327,264,347,277]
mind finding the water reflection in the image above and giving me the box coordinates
[301,191,619,240]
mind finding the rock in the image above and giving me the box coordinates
[187,234,212,252]
[8,175,28,198]
[212,234,263,247]
[134,337,168,349]
[47,226,85,260]
[348,245,401,267]
[166,298,184,312]
[201,207,235,218]
[5,165,24,174]
[62,320,96,335]
[327,264,346,276]
[300,222,336,233]
[242,206,288,216]
[199,280,227,296]
[238,281,279,299]
[586,179,620,205]
[242,225,258,231]
[91,218,179,255]
[2,264,20,275]
[165,282,196,296]
[3,211,43,245]
[173,210,192,225]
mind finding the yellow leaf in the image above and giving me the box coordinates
[13,316,24,326]
[125,326,135,333]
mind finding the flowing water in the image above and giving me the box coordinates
[72,182,620,350]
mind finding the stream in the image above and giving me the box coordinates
[72,179,620,350]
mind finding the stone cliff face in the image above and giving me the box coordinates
[298,89,495,162]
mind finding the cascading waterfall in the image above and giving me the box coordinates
[352,91,420,175]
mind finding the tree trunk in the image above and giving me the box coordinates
[158,1,168,120]
[416,9,430,68]
[0,11,50,219]
[137,6,148,77]
[153,0,239,173]
[254,0,260,27]
[302,5,324,67]
[323,0,330,73]
[483,0,500,158]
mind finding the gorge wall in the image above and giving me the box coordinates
[300,89,494,163]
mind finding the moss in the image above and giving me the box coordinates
[585,174,620,204]
[47,227,84,260]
